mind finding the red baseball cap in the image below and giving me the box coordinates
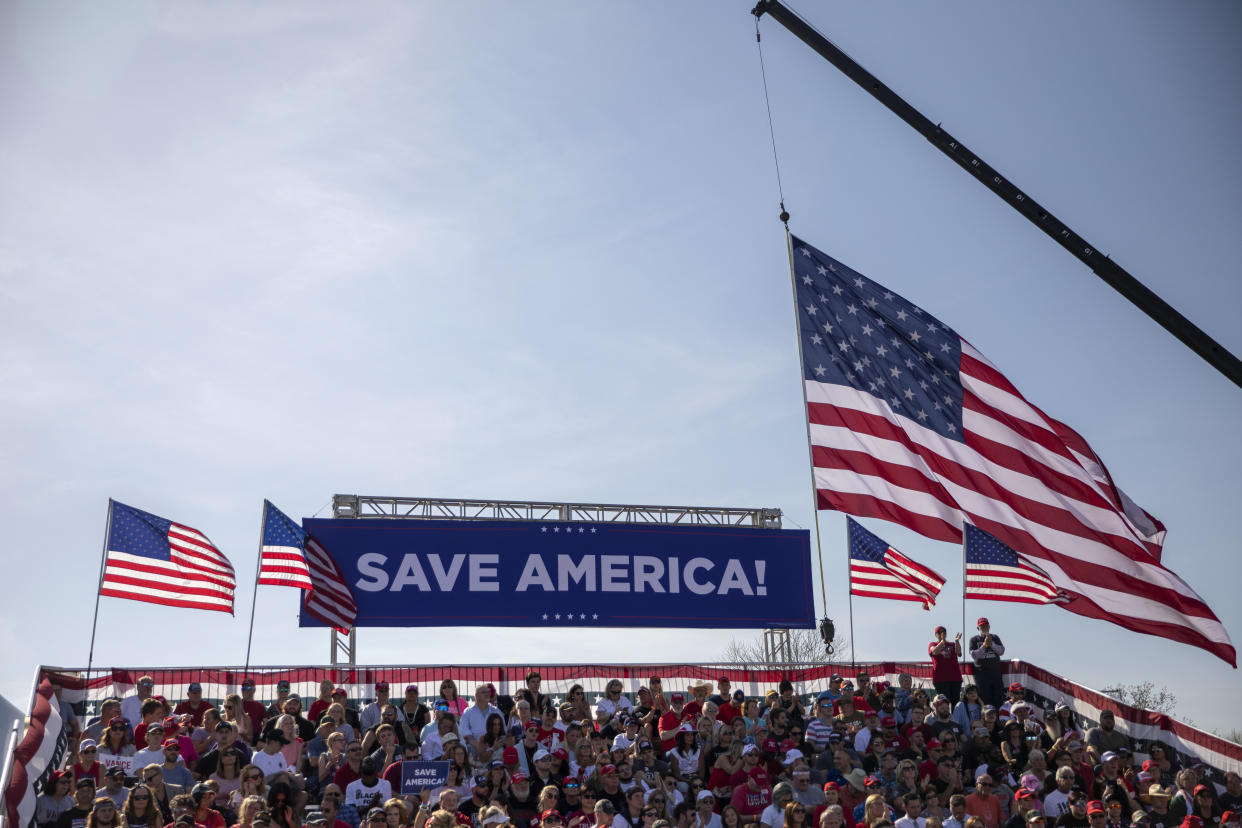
[762,738,778,753]
[823,782,840,792]
[503,747,519,763]
[600,764,618,776]
[332,687,347,697]
[977,617,990,626]
[511,771,529,784]
[1087,802,1106,816]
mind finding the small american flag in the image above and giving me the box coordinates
[101,500,235,613]
[260,500,357,633]
[847,517,945,609]
[965,523,1067,604]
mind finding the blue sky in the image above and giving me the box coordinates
[1,1,1239,731]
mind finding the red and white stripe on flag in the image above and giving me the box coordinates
[258,546,314,589]
[302,536,358,633]
[101,516,235,614]
[849,550,943,609]
[806,346,1235,665]
[966,558,1064,604]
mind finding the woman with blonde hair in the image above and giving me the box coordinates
[228,765,267,811]
[317,732,348,789]
[859,795,889,828]
[818,806,845,828]
[712,738,743,778]
[231,795,265,828]
[123,783,164,828]
[273,716,304,771]
[221,695,253,744]
[326,703,357,744]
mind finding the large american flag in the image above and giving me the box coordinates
[847,517,945,609]
[260,500,357,633]
[101,500,235,613]
[791,235,1234,665]
[964,523,1067,605]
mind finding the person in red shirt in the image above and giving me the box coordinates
[333,740,366,789]
[174,684,216,729]
[75,740,104,786]
[718,691,745,727]
[728,746,772,818]
[929,628,964,707]
[683,682,710,723]
[309,681,336,724]
[238,680,269,739]
[658,694,689,752]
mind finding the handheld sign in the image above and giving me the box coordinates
[401,761,450,795]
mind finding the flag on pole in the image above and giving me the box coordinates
[101,500,235,613]
[964,523,1068,604]
[790,234,1234,665]
[847,517,945,609]
[260,500,357,633]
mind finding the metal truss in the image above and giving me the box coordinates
[332,494,782,528]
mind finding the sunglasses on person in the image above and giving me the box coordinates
[82,748,97,754]
[643,812,657,819]
[133,794,151,801]
[246,773,263,781]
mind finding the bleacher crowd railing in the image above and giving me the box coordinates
[5,659,1241,828]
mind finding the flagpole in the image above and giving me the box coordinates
[86,499,115,681]
[782,227,833,640]
[846,518,856,670]
[961,532,968,678]
[243,501,267,675]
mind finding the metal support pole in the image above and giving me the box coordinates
[752,0,1242,390]
[87,501,114,676]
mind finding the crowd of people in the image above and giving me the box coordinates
[30,626,1242,828]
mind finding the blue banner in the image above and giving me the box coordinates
[297,518,813,628]
[400,761,450,794]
